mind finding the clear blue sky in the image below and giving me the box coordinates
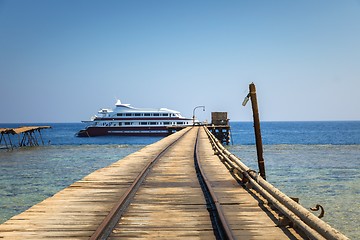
[1,0,359,123]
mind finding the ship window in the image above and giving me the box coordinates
[125,122,131,125]
[163,122,170,125]
[149,122,157,125]
[162,113,169,116]
[144,113,150,116]
[140,122,147,125]
[117,113,123,116]
[153,113,159,116]
[118,122,122,126]
[135,113,141,116]
[126,113,132,116]
[177,122,183,125]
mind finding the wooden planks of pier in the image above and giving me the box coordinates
[0,127,303,239]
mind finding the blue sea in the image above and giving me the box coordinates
[0,122,359,239]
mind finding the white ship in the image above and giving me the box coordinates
[76,100,195,137]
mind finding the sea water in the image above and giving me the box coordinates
[0,122,359,238]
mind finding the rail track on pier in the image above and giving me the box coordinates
[0,126,349,239]
[89,126,301,239]
[90,126,237,239]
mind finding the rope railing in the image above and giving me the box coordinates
[204,126,349,240]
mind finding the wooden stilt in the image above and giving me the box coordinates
[0,133,9,149]
[38,129,45,145]
[0,133,4,146]
[7,134,14,150]
[17,134,21,147]
[20,133,27,147]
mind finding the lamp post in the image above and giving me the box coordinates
[192,106,205,125]
[242,83,266,180]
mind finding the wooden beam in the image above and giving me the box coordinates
[249,83,266,180]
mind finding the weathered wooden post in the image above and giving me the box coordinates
[7,134,14,150]
[243,83,266,180]
[38,129,45,145]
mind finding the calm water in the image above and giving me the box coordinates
[0,122,359,238]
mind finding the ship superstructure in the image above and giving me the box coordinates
[77,100,194,137]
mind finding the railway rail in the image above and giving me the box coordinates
[194,128,235,240]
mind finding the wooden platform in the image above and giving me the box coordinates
[0,126,51,149]
[0,127,302,239]
[0,126,51,135]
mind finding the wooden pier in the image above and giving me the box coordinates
[0,126,51,150]
[0,127,348,239]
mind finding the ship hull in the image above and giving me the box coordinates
[76,126,170,137]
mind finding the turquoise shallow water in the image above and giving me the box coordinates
[0,122,359,238]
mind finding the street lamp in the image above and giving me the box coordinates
[192,106,205,125]
[242,82,266,180]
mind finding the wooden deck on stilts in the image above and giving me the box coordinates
[0,126,51,149]
[0,127,312,239]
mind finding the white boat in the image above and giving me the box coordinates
[76,100,194,137]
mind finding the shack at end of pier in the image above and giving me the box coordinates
[168,112,231,145]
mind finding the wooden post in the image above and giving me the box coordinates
[30,131,39,146]
[249,83,266,180]
[0,133,3,146]
[20,133,26,147]
[7,134,14,150]
[0,133,9,149]
[38,129,45,145]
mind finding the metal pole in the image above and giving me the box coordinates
[249,83,266,180]
[192,106,205,125]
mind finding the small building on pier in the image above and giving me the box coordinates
[168,112,231,145]
[207,112,231,145]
